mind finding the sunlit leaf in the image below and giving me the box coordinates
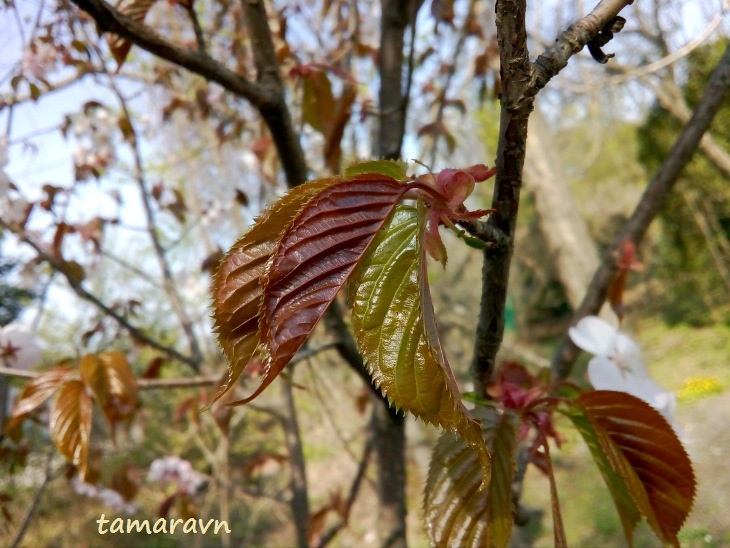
[424,407,517,547]
[568,391,695,547]
[212,177,335,404]
[302,69,335,134]
[79,352,138,437]
[253,177,408,403]
[5,366,75,433]
[350,205,490,480]
[50,379,92,479]
[344,159,409,181]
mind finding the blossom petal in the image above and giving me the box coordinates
[587,356,630,392]
[569,316,620,357]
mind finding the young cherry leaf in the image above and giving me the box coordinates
[349,205,491,482]
[5,366,75,433]
[424,407,518,548]
[79,352,138,439]
[567,391,696,547]
[50,379,93,480]
[418,164,496,266]
[212,177,335,404]
[344,159,409,181]
[248,176,408,404]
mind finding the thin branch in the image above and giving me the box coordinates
[11,451,54,548]
[281,376,310,548]
[0,341,341,388]
[105,74,203,369]
[632,74,730,179]
[377,0,422,160]
[551,46,730,380]
[67,0,270,107]
[532,0,636,93]
[182,2,208,56]
[239,0,308,187]
[317,438,373,548]
[1,220,198,368]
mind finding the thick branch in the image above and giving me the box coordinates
[472,0,636,394]
[377,0,420,160]
[471,0,533,395]
[551,46,730,380]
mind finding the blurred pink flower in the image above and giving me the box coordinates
[0,324,42,371]
[148,456,206,495]
[569,316,676,425]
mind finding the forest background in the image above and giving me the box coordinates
[0,0,729,546]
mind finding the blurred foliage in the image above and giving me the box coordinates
[637,41,730,326]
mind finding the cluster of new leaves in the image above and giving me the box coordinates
[212,163,696,547]
[5,352,139,480]
[212,161,496,479]
[423,361,696,548]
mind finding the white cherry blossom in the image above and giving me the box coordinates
[0,324,42,371]
[148,456,206,495]
[569,316,676,425]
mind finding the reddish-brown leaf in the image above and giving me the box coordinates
[80,352,138,437]
[50,379,92,479]
[577,391,696,546]
[5,366,75,433]
[212,177,335,404]
[253,177,408,404]
[107,0,158,69]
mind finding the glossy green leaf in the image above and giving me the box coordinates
[50,379,92,479]
[350,205,490,480]
[212,177,335,404]
[424,407,517,548]
[567,391,696,547]
[256,177,408,404]
[344,159,409,181]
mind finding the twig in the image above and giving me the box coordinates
[182,2,207,56]
[317,438,374,548]
[551,46,730,380]
[104,72,203,370]
[0,341,341,389]
[68,0,269,106]
[11,451,54,548]
[0,220,199,369]
[281,376,310,548]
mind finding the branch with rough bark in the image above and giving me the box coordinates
[551,46,730,380]
[471,0,636,395]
